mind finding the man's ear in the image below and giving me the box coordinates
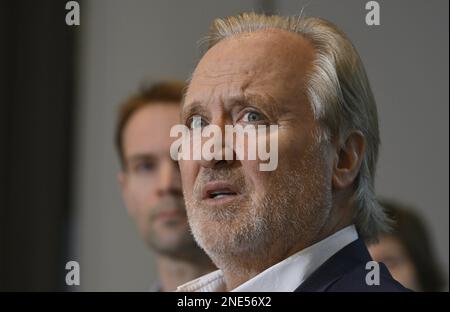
[332,130,365,190]
[117,171,135,217]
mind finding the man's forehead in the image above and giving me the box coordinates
[125,103,180,130]
[184,30,314,112]
[195,29,314,72]
[123,104,180,157]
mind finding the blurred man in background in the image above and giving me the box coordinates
[369,200,446,291]
[115,81,215,291]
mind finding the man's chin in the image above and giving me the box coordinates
[190,220,269,258]
[189,199,251,223]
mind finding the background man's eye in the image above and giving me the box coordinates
[242,111,263,122]
[135,162,155,173]
[189,116,207,129]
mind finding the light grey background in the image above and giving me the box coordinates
[72,0,449,291]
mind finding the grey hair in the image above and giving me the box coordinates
[202,12,389,243]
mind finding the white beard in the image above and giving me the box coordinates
[184,141,332,273]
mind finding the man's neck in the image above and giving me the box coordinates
[221,221,353,291]
[156,253,216,292]
[220,242,300,291]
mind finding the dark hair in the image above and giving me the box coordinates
[115,80,186,168]
[378,199,446,291]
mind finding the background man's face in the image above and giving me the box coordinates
[120,103,197,257]
[180,30,335,267]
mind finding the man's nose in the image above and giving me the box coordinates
[197,121,236,169]
[198,144,235,169]
[156,159,182,196]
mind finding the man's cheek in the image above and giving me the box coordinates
[275,140,302,171]
[181,161,198,188]
[239,159,267,194]
[240,159,260,182]
[179,161,189,184]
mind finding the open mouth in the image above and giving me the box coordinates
[202,181,240,203]
[207,189,238,199]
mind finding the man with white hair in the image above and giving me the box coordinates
[176,13,410,292]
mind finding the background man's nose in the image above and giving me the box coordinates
[157,159,182,196]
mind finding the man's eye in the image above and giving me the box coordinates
[241,111,264,122]
[188,115,207,129]
[135,162,155,173]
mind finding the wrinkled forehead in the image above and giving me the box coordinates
[185,29,315,106]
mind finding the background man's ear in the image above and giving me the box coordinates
[332,130,365,190]
[117,172,135,217]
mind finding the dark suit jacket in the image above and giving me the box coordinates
[294,238,411,292]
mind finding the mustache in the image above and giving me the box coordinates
[193,168,247,198]
[149,195,186,220]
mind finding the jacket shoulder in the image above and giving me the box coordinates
[324,263,411,292]
[294,238,412,292]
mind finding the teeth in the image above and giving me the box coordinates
[210,191,236,199]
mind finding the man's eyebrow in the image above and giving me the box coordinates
[180,101,209,121]
[227,93,280,116]
[181,93,280,121]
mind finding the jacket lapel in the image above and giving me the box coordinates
[294,238,372,292]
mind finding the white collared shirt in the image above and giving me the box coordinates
[176,225,358,292]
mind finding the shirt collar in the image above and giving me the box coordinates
[175,269,226,292]
[176,225,358,292]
